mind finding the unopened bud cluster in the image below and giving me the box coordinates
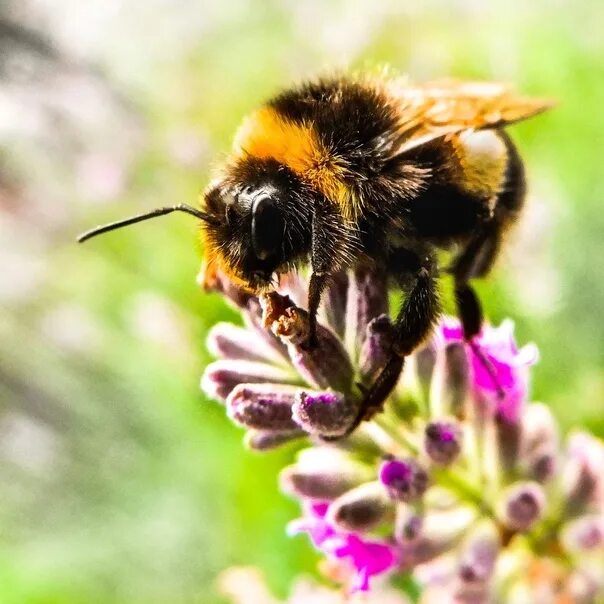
[202,269,604,601]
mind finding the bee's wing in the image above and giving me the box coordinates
[389,80,555,155]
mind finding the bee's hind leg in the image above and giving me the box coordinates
[346,249,441,434]
[451,226,505,398]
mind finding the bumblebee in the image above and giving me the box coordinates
[79,74,552,431]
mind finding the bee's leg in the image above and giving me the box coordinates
[347,250,440,433]
[450,225,502,285]
[452,228,505,397]
[305,209,357,349]
[305,271,329,349]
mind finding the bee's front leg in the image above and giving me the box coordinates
[304,271,329,350]
[304,209,358,350]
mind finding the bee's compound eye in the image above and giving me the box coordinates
[251,194,283,261]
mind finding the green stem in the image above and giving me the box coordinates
[432,467,495,515]
[374,414,419,455]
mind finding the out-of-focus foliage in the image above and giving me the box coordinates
[0,1,603,602]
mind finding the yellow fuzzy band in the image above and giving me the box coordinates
[233,107,353,217]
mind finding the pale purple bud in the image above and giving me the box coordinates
[291,391,358,438]
[415,338,438,395]
[402,507,476,569]
[326,481,393,533]
[324,271,348,338]
[379,458,429,502]
[520,403,559,482]
[562,514,604,552]
[458,522,500,584]
[526,446,557,483]
[521,403,559,457]
[207,322,287,365]
[563,432,604,516]
[394,506,423,544]
[345,265,388,353]
[496,415,522,475]
[280,447,371,500]
[261,293,353,393]
[244,429,305,451]
[226,383,300,431]
[443,342,470,418]
[201,360,297,401]
[498,481,546,532]
[358,315,395,382]
[424,420,462,466]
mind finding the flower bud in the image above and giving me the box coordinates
[496,414,522,475]
[379,458,429,502]
[526,446,557,483]
[207,322,286,365]
[520,403,559,482]
[201,360,297,401]
[280,448,371,500]
[521,403,559,457]
[458,521,500,584]
[324,271,349,338]
[327,481,393,533]
[345,265,388,354]
[424,420,462,466]
[358,315,395,383]
[292,390,359,438]
[415,339,438,396]
[394,506,423,544]
[244,429,304,451]
[261,293,353,393]
[498,481,546,532]
[403,507,476,569]
[562,514,604,552]
[563,432,604,515]
[442,342,470,418]
[226,383,300,431]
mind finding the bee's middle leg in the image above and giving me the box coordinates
[347,249,441,433]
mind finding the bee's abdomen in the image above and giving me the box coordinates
[404,130,524,243]
[495,131,526,220]
[408,183,490,240]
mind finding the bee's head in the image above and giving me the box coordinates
[201,160,312,291]
[76,158,313,293]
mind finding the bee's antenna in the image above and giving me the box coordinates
[77,203,219,243]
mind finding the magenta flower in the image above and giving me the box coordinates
[440,318,538,422]
[287,501,399,593]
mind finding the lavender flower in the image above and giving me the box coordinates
[202,268,604,599]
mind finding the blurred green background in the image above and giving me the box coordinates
[1,1,603,602]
